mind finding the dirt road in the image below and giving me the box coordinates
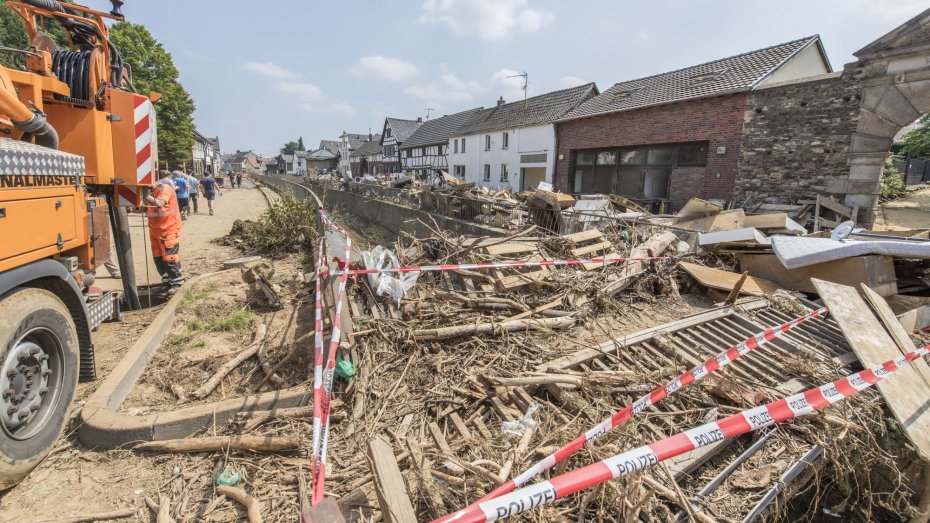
[879,185,930,230]
[0,183,272,522]
[97,181,272,293]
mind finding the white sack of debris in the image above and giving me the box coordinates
[361,246,420,306]
[772,236,930,269]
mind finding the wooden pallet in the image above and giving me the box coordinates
[562,228,618,270]
[481,242,550,292]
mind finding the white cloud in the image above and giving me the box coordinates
[350,56,420,82]
[490,68,528,101]
[327,102,357,117]
[275,81,322,102]
[420,0,554,41]
[560,75,586,88]
[242,61,297,80]
[404,71,483,103]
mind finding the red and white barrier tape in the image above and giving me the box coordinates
[435,307,829,519]
[311,212,353,505]
[309,237,326,483]
[438,345,930,523]
[331,256,666,276]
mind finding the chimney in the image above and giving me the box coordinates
[416,117,423,123]
[369,132,373,142]
[497,96,505,107]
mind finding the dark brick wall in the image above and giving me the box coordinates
[554,93,747,211]
[736,74,861,203]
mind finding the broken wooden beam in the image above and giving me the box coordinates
[367,437,417,523]
[413,316,575,340]
[134,435,299,454]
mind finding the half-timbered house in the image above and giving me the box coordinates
[400,108,484,177]
[380,117,423,173]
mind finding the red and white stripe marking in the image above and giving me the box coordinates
[116,185,138,208]
[311,211,353,506]
[134,96,157,185]
[436,307,829,518]
[332,256,666,276]
[438,345,930,523]
[309,237,326,487]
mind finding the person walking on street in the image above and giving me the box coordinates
[236,171,243,189]
[187,171,200,215]
[145,171,184,295]
[199,171,221,215]
[226,171,235,189]
[171,170,190,219]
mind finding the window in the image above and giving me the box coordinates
[575,152,595,165]
[461,138,466,153]
[620,150,643,165]
[679,143,707,166]
[483,164,491,181]
[454,165,465,178]
[485,135,491,150]
[502,132,509,149]
[454,139,459,154]
[500,163,509,182]
[596,151,617,165]
[421,147,426,156]
[647,147,674,165]
[385,127,392,138]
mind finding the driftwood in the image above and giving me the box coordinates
[414,316,575,340]
[239,402,345,433]
[488,370,639,391]
[192,323,267,399]
[605,232,678,296]
[134,435,299,454]
[34,508,138,523]
[217,486,263,523]
[256,330,285,388]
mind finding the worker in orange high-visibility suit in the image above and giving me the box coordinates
[145,170,185,294]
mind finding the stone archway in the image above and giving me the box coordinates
[844,9,930,225]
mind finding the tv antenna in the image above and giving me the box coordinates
[507,71,528,104]
[423,107,435,120]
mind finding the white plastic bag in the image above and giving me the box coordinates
[361,246,420,307]
[501,402,540,437]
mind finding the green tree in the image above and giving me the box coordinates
[281,141,300,155]
[109,22,195,165]
[0,5,70,69]
[898,114,930,158]
[297,136,305,151]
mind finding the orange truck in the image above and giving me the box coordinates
[0,0,157,488]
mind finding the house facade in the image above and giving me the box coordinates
[400,108,484,176]
[223,150,261,175]
[192,130,220,175]
[553,36,831,211]
[380,117,422,173]
[338,132,381,175]
[350,141,386,176]
[306,146,338,172]
[449,83,597,192]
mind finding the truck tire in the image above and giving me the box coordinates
[0,287,79,490]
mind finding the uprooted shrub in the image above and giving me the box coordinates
[222,191,318,257]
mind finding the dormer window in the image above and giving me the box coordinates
[689,69,727,86]
[613,87,641,101]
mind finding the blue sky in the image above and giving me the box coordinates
[86,0,925,156]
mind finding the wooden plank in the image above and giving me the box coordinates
[736,253,897,297]
[897,305,930,333]
[448,413,473,438]
[427,422,452,454]
[680,261,782,296]
[604,232,678,296]
[674,209,744,233]
[571,241,613,257]
[503,297,563,322]
[563,228,604,243]
[484,242,537,256]
[367,438,417,523]
[497,269,546,290]
[811,279,930,461]
[860,285,930,392]
[817,195,853,217]
[472,416,493,439]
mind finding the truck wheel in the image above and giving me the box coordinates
[0,288,79,490]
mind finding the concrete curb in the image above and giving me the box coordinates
[78,270,308,450]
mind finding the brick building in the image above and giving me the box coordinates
[554,36,831,211]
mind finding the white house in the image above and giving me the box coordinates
[448,83,597,191]
[400,108,484,177]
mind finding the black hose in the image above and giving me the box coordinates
[14,112,60,150]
